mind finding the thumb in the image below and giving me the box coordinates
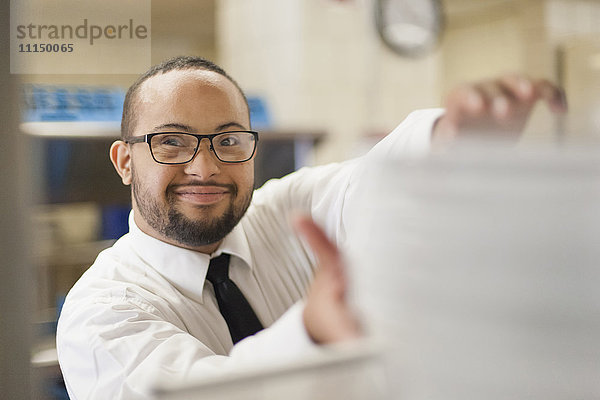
[292,215,344,279]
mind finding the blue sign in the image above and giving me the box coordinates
[22,84,125,122]
[247,96,272,130]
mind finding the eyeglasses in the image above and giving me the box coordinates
[125,131,259,164]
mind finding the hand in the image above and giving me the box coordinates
[432,74,568,145]
[293,216,362,344]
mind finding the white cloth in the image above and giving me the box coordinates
[56,109,444,399]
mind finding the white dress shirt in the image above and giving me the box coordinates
[56,109,443,399]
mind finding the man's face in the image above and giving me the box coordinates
[122,69,254,252]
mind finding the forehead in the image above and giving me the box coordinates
[133,69,249,133]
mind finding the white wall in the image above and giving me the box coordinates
[217,0,442,163]
[218,0,600,161]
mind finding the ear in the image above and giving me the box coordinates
[110,140,132,185]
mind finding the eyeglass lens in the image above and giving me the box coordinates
[150,132,256,163]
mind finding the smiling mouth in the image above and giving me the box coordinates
[172,186,231,205]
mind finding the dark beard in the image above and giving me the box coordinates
[132,168,253,248]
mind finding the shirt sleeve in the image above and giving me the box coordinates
[252,108,444,245]
[369,108,444,158]
[57,284,318,399]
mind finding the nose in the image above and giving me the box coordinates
[183,138,220,179]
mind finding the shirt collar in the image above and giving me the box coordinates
[215,220,253,269]
[127,211,253,303]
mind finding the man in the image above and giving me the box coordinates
[56,56,566,399]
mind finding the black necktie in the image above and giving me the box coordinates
[206,253,264,344]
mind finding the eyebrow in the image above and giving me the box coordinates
[214,122,248,132]
[151,122,248,133]
[151,123,194,133]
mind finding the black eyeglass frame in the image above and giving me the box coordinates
[125,130,259,165]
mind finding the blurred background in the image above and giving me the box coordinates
[3,0,600,398]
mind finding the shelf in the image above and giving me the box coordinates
[260,129,326,143]
[20,121,120,139]
[35,239,116,267]
[20,122,326,142]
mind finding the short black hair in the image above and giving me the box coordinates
[121,56,248,139]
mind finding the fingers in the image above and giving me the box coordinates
[446,75,566,120]
[500,75,568,112]
[478,80,518,119]
[434,74,568,145]
[443,84,484,121]
[534,78,568,113]
[292,215,343,278]
[499,74,534,100]
[446,76,522,120]
[294,215,362,344]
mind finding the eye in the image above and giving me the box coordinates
[158,134,187,147]
[217,134,240,147]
